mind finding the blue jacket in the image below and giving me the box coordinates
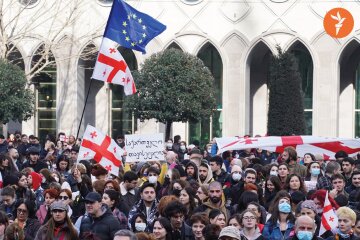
[263,220,295,240]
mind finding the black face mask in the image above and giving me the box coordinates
[119,142,125,148]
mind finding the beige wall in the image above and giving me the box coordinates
[3,0,360,139]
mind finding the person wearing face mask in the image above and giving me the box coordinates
[305,162,322,191]
[178,141,188,163]
[263,191,295,240]
[269,164,279,177]
[165,139,174,152]
[130,213,147,233]
[325,207,360,240]
[288,215,322,240]
[146,167,164,198]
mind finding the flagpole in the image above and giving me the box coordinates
[76,77,93,141]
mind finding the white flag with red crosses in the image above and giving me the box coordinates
[78,125,124,176]
[92,37,136,95]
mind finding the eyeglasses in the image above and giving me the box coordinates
[59,196,69,200]
[243,216,256,220]
[17,208,27,214]
[52,209,65,213]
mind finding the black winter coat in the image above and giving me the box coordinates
[79,205,121,240]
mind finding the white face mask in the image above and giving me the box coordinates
[180,146,186,151]
[148,176,158,184]
[166,143,173,149]
[270,171,278,176]
[41,177,46,183]
[135,222,147,232]
[232,173,242,181]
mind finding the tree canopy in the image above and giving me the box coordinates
[267,46,306,136]
[125,48,216,139]
[0,60,34,124]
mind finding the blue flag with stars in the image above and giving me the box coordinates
[104,0,166,54]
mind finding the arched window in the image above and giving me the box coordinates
[189,43,223,146]
[290,42,313,135]
[31,45,57,142]
[167,42,182,51]
[111,47,137,137]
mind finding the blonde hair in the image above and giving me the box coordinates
[337,207,356,223]
[70,163,86,174]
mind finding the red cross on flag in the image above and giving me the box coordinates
[319,191,338,235]
[78,125,124,176]
[215,136,360,159]
[92,38,136,95]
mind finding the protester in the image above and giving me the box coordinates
[1,131,360,240]
[79,192,121,240]
[34,201,79,240]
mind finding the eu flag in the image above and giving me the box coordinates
[104,0,166,54]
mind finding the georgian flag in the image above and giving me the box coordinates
[319,191,338,235]
[78,125,124,176]
[215,135,360,159]
[92,37,136,95]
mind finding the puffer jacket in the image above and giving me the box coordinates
[79,204,121,240]
[128,199,159,232]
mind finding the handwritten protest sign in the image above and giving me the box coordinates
[125,133,165,162]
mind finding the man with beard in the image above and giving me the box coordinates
[7,147,22,171]
[128,182,159,232]
[80,192,121,240]
[185,161,198,181]
[164,200,193,240]
[197,162,213,185]
[194,181,230,222]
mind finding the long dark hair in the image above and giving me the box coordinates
[268,190,295,225]
[181,187,197,217]
[265,176,281,194]
[44,213,79,240]
[153,217,173,240]
[284,174,307,194]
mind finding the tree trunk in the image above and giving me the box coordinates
[165,121,172,141]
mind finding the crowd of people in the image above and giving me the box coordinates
[0,132,360,240]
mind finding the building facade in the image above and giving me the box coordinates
[3,0,360,145]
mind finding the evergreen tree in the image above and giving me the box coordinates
[125,49,216,140]
[0,59,34,124]
[267,46,306,136]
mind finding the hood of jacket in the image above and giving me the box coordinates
[197,163,213,184]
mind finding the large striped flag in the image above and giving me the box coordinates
[78,125,124,176]
[215,135,360,159]
[319,191,338,235]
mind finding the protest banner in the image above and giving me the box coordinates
[125,133,165,162]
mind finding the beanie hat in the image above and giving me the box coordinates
[300,200,317,213]
[30,172,42,191]
[43,188,59,198]
[91,164,108,177]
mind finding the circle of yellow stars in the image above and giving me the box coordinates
[122,13,147,47]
